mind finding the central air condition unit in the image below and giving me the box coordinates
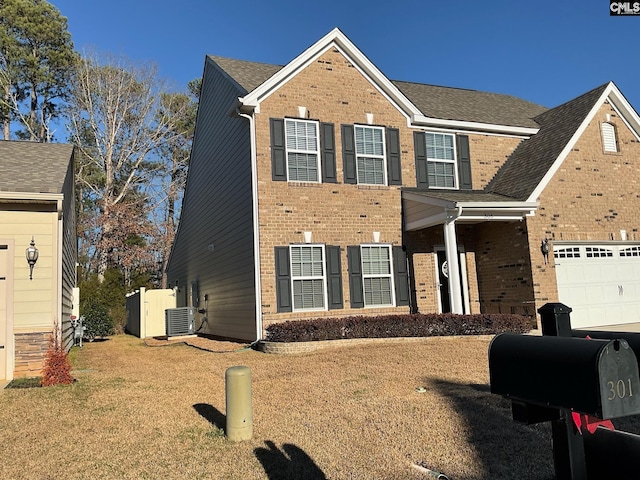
[165,307,196,336]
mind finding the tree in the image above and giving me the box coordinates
[154,78,199,287]
[65,52,194,282]
[0,0,76,141]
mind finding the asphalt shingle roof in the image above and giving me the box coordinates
[487,83,610,200]
[0,140,74,194]
[207,56,548,129]
[392,81,547,129]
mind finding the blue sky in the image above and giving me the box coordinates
[50,0,640,110]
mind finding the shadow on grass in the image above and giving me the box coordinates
[255,440,326,480]
[193,403,226,431]
[428,379,555,480]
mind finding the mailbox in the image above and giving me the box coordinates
[489,333,640,419]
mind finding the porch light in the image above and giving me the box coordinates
[26,236,39,280]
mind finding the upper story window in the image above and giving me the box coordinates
[285,119,320,182]
[601,122,618,153]
[426,132,457,188]
[414,132,471,190]
[355,125,386,185]
[342,124,402,186]
[270,118,337,183]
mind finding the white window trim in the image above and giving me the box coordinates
[289,244,328,312]
[360,244,395,307]
[285,118,321,183]
[354,124,387,186]
[425,131,459,190]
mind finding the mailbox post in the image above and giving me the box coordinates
[488,303,640,480]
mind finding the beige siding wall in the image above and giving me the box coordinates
[60,155,77,350]
[0,205,61,377]
[526,101,640,316]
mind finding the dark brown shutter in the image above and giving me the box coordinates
[393,246,410,306]
[347,246,364,308]
[342,125,357,184]
[457,134,472,190]
[386,127,402,185]
[274,247,292,312]
[270,118,287,181]
[321,123,337,183]
[326,245,343,309]
[414,131,428,188]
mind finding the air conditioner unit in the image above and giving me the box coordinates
[165,307,196,336]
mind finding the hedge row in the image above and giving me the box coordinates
[265,313,533,342]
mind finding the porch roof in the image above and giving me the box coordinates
[402,188,538,231]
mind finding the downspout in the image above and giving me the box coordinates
[56,199,64,343]
[237,109,263,341]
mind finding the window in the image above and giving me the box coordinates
[360,245,394,306]
[601,122,618,153]
[554,247,581,259]
[289,245,326,311]
[285,119,319,182]
[621,247,640,257]
[275,245,343,313]
[585,247,613,258]
[355,125,386,185]
[426,132,457,188]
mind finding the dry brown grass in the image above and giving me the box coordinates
[0,333,628,479]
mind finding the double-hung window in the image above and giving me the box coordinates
[360,245,394,307]
[355,125,386,185]
[290,245,327,311]
[286,119,320,182]
[426,132,457,188]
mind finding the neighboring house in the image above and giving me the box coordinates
[167,28,640,341]
[0,141,76,381]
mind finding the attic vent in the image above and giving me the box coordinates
[601,122,617,152]
[165,307,195,336]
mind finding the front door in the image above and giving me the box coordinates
[436,248,470,314]
[436,250,451,313]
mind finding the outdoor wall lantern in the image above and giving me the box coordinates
[540,238,550,265]
[26,236,39,280]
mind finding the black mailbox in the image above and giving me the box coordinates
[489,333,640,419]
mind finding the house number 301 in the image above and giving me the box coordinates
[607,379,634,400]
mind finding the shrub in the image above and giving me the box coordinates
[81,301,115,340]
[41,323,74,386]
[265,313,533,342]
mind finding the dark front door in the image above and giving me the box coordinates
[437,250,451,313]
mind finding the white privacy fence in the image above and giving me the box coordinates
[126,287,176,338]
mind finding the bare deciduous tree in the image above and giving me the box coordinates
[66,52,193,282]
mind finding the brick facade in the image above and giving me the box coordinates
[252,48,530,330]
[175,30,640,340]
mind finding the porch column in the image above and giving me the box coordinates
[444,218,464,314]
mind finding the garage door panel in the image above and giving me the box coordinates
[555,243,640,329]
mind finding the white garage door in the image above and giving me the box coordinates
[554,244,640,329]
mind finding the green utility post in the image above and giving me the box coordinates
[225,366,253,441]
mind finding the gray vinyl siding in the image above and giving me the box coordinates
[60,151,76,351]
[167,58,256,341]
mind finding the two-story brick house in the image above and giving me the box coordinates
[167,28,640,341]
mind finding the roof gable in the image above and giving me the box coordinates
[487,82,640,201]
[237,28,421,120]
[0,140,74,195]
[208,29,547,134]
